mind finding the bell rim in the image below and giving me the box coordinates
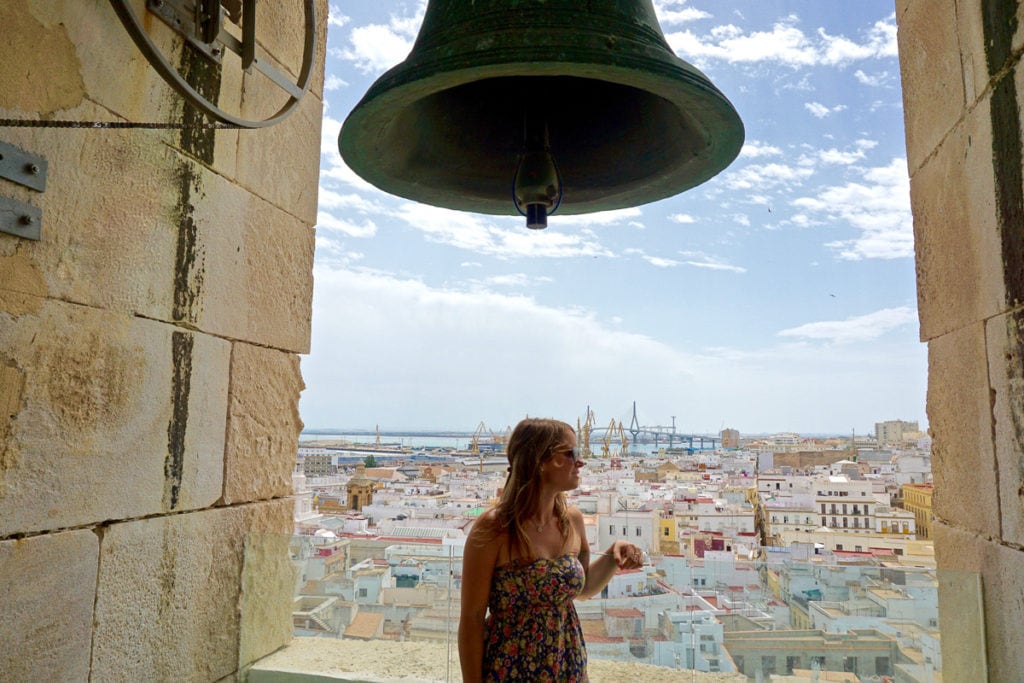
[340,57,744,217]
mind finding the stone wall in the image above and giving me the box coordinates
[0,1,325,680]
[897,1,1024,679]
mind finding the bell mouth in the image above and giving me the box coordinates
[339,7,744,218]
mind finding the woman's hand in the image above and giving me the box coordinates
[610,540,644,569]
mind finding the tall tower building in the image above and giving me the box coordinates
[875,420,919,445]
[346,464,374,512]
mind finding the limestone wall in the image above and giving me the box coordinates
[0,1,325,680]
[897,1,1024,679]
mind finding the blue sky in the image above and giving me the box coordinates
[300,0,925,436]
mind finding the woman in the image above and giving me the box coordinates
[458,417,645,682]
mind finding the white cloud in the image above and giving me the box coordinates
[741,142,783,159]
[664,14,898,69]
[792,158,913,260]
[805,102,847,118]
[778,307,918,344]
[474,273,553,288]
[644,255,681,268]
[854,69,888,87]
[654,0,711,26]
[678,251,747,273]
[324,74,348,91]
[551,208,644,226]
[339,9,421,73]
[669,213,697,224]
[301,267,704,429]
[327,5,349,28]
[392,204,615,259]
[722,162,815,191]
[316,211,378,238]
[300,268,925,433]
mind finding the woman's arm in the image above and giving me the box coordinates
[458,514,500,683]
[573,507,643,600]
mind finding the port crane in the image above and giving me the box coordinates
[578,407,596,458]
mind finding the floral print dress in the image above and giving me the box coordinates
[482,554,587,682]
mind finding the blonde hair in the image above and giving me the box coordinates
[492,417,574,559]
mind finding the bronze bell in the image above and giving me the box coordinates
[339,0,744,229]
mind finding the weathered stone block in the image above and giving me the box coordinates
[254,0,330,101]
[935,561,987,683]
[926,324,1001,537]
[182,162,315,352]
[0,116,182,320]
[236,85,324,225]
[986,309,1024,546]
[91,499,293,681]
[239,527,298,668]
[897,0,966,175]
[952,0,992,108]
[1,1,241,175]
[0,530,98,681]
[222,343,304,504]
[911,100,1004,341]
[934,522,1024,682]
[0,299,228,535]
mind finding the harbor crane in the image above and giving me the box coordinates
[578,406,596,458]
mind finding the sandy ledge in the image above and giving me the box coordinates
[250,637,749,682]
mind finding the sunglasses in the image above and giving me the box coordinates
[559,445,583,461]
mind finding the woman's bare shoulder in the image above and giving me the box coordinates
[468,507,504,538]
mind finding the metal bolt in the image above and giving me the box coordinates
[25,163,39,175]
[211,47,222,56]
[19,215,35,226]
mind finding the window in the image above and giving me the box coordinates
[882,521,889,532]
[761,656,777,675]
[609,525,614,535]
[635,527,642,537]
[357,588,367,598]
[811,656,826,670]
[786,656,801,674]
[842,504,847,514]
[663,527,670,537]
[843,656,857,673]
[875,656,891,675]
[836,544,843,550]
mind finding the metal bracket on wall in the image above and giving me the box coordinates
[0,196,42,241]
[0,141,47,192]
[108,0,317,128]
[0,141,47,241]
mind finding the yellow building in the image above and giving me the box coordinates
[901,483,934,540]
[657,515,679,555]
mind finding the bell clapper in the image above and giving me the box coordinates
[513,113,562,229]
